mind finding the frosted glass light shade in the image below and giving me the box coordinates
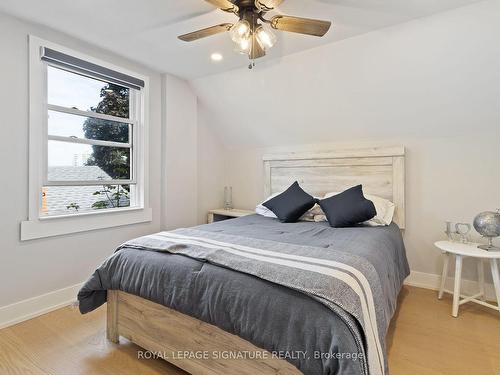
[235,36,251,54]
[255,26,277,49]
[230,20,250,43]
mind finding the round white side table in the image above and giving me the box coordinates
[434,241,500,317]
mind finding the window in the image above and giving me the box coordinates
[22,36,151,240]
[45,66,135,216]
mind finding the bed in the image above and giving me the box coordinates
[78,146,409,375]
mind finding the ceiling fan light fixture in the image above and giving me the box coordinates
[179,1,332,65]
[229,20,250,43]
[255,26,277,50]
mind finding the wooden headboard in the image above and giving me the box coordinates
[263,146,406,228]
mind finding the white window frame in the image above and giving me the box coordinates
[21,36,151,241]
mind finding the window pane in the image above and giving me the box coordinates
[41,185,133,216]
[48,140,131,181]
[48,110,130,143]
[47,66,130,118]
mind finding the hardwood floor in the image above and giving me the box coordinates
[387,287,499,375]
[0,286,498,375]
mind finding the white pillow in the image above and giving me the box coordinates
[315,192,395,226]
[255,192,280,218]
[256,192,324,221]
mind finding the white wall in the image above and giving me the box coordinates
[197,103,226,224]
[162,74,199,229]
[161,76,226,228]
[0,12,163,310]
[191,0,500,282]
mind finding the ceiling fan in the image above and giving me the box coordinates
[178,0,332,67]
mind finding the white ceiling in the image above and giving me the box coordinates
[0,0,481,79]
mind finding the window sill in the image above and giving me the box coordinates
[20,207,152,241]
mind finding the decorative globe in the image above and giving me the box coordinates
[473,211,500,238]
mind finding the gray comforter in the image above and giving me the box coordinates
[78,215,409,375]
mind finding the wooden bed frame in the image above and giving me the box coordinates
[107,146,406,374]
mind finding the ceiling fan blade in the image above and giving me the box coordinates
[250,38,266,59]
[255,0,284,11]
[178,23,233,42]
[204,0,238,12]
[270,15,332,37]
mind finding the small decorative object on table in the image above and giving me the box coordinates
[473,210,500,251]
[444,221,471,243]
[224,186,233,210]
[445,221,455,241]
[455,223,471,243]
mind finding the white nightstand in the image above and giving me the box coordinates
[435,240,500,317]
[207,208,254,224]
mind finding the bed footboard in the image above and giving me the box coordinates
[106,290,302,375]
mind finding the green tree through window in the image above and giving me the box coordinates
[83,83,130,179]
[83,83,131,209]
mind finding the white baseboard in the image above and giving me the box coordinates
[405,271,496,301]
[0,282,83,329]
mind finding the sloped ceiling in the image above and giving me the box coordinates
[190,1,500,148]
[0,0,482,79]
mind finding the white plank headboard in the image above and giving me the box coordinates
[263,146,406,229]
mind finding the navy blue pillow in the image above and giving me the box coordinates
[263,181,316,223]
[318,185,376,228]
